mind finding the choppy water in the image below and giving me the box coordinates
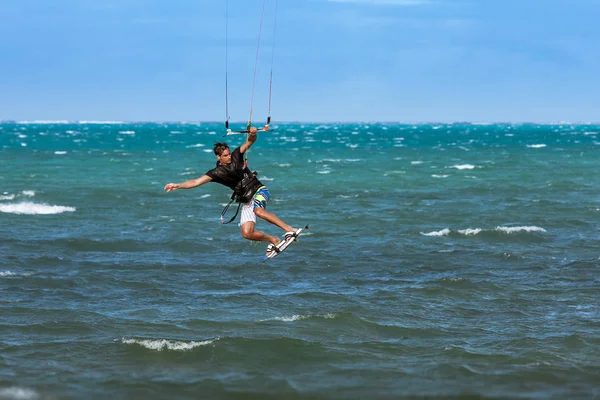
[1,122,599,399]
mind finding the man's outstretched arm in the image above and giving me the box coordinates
[164,175,212,192]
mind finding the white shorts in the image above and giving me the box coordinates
[239,201,256,226]
[238,186,270,226]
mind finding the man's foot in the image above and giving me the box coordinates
[266,243,281,257]
[283,228,303,241]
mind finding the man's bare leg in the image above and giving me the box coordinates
[240,221,280,246]
[254,207,295,233]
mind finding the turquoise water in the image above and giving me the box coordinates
[1,122,599,399]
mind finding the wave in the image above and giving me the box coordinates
[0,202,75,215]
[0,387,40,400]
[0,270,32,277]
[449,164,476,170]
[421,226,546,237]
[119,337,218,351]
[258,313,337,323]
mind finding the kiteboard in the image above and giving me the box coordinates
[262,225,309,262]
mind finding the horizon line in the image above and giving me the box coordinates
[2,120,599,125]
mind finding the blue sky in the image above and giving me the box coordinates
[1,0,598,122]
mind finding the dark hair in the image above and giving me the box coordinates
[213,142,230,156]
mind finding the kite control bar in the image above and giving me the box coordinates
[224,123,270,137]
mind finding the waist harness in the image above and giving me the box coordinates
[220,171,259,224]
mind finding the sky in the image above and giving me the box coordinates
[0,0,599,123]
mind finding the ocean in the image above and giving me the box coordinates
[1,122,599,399]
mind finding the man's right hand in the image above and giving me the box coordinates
[164,183,179,192]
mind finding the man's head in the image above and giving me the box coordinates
[214,142,231,165]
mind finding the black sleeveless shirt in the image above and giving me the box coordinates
[205,147,263,193]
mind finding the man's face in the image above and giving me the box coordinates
[217,149,232,165]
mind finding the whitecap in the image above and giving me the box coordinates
[432,174,449,178]
[120,337,217,351]
[22,191,35,197]
[54,151,67,155]
[260,314,307,322]
[316,170,331,174]
[0,387,40,400]
[457,228,483,236]
[527,144,546,148]
[495,226,546,233]
[0,271,31,277]
[421,229,450,236]
[186,144,205,148]
[0,194,15,201]
[118,131,135,135]
[0,202,76,215]
[259,313,335,322]
[450,164,475,170]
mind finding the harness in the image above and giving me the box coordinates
[220,171,259,224]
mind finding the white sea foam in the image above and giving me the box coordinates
[411,161,424,165]
[200,194,211,198]
[450,164,475,170]
[120,337,217,351]
[495,226,546,233]
[54,151,67,155]
[421,229,450,236]
[317,170,331,174]
[0,387,40,400]
[0,271,31,277]
[0,202,76,215]
[22,191,35,197]
[0,194,15,201]
[277,163,292,167]
[259,313,336,322]
[432,174,449,178]
[422,226,545,236]
[527,144,546,148]
[458,228,483,236]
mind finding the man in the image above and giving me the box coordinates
[164,127,299,257]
